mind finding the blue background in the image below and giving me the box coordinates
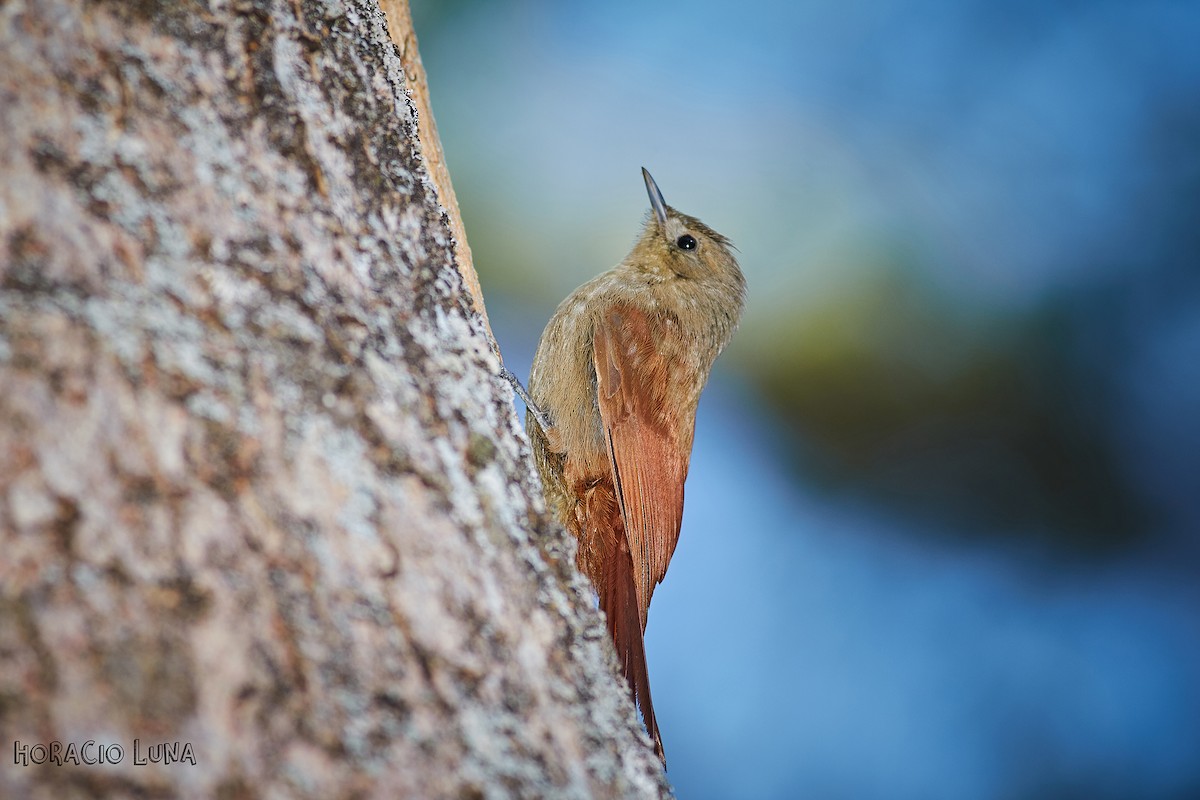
[411,2,1200,797]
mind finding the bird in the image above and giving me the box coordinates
[504,168,745,762]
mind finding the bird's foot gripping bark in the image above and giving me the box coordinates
[500,367,555,434]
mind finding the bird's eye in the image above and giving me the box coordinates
[677,234,697,250]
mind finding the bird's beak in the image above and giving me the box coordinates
[642,167,668,227]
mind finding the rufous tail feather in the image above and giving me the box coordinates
[601,533,665,763]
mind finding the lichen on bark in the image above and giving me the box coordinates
[0,1,672,797]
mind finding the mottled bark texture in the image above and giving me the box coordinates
[377,0,485,340]
[0,1,671,798]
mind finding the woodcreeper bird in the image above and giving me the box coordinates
[504,168,745,762]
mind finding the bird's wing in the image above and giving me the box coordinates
[592,304,691,631]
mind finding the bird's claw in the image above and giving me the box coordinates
[500,367,554,434]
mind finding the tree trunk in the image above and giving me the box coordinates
[0,1,671,797]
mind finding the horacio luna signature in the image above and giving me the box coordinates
[13,739,196,766]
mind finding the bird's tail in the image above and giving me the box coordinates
[601,535,665,763]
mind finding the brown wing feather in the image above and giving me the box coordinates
[592,305,692,631]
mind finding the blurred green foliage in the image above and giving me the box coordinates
[737,268,1143,550]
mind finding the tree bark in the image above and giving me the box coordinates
[0,1,671,797]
